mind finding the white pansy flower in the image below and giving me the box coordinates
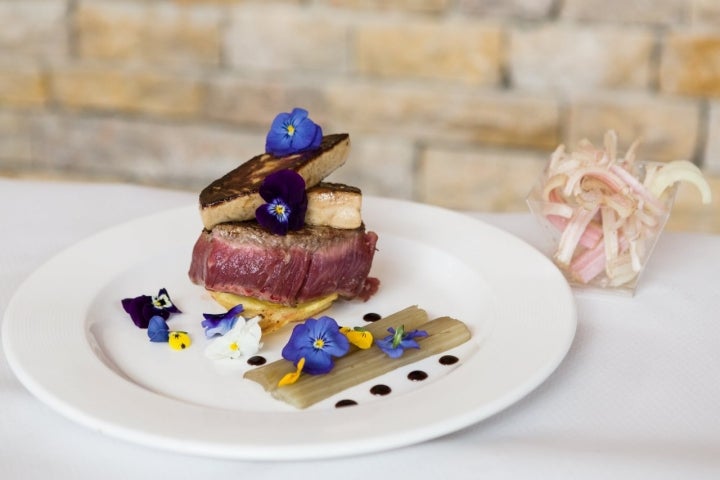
[204,316,263,360]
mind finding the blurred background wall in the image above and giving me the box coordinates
[1,0,718,232]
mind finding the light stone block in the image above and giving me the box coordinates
[703,101,720,174]
[561,0,689,25]
[0,1,67,64]
[417,147,548,211]
[225,5,348,72]
[176,0,303,3]
[354,21,503,86]
[0,111,34,164]
[566,93,700,163]
[326,0,450,13]
[325,135,415,200]
[0,69,47,108]
[75,1,222,67]
[660,31,720,97]
[691,0,720,26]
[325,82,559,149]
[51,68,203,118]
[204,76,327,128]
[457,0,555,19]
[29,114,265,188]
[667,173,720,233]
[510,24,654,92]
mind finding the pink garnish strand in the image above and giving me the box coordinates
[530,130,683,288]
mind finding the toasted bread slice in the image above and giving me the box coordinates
[200,133,350,230]
[306,182,362,229]
[209,290,338,334]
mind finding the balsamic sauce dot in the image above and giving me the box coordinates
[370,384,392,396]
[335,399,358,408]
[407,370,428,381]
[439,355,459,366]
[363,312,382,322]
[246,355,267,366]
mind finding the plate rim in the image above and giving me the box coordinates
[2,196,576,460]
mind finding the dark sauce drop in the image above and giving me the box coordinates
[363,312,382,322]
[407,370,428,381]
[439,355,459,366]
[335,399,358,408]
[246,355,267,366]
[370,384,392,396]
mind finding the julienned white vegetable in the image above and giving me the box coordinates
[535,130,711,289]
[647,160,712,203]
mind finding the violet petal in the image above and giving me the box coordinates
[201,304,244,338]
[147,316,170,342]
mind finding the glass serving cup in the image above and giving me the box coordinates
[526,161,677,296]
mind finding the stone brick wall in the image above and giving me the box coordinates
[1,0,719,232]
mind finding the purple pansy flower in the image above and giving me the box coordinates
[255,169,308,235]
[265,107,323,157]
[147,315,170,343]
[121,288,181,329]
[281,316,350,375]
[376,325,429,358]
[201,304,244,338]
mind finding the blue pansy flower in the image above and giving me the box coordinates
[121,288,181,329]
[201,304,244,338]
[376,325,429,358]
[255,169,308,235]
[281,316,350,375]
[265,107,323,156]
[147,315,170,342]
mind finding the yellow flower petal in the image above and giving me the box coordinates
[345,329,373,349]
[278,357,305,387]
[168,331,191,350]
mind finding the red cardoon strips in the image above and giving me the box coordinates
[546,215,602,250]
[532,130,712,289]
[554,204,600,266]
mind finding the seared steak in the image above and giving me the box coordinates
[188,222,379,306]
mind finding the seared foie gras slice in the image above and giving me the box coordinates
[199,133,350,230]
[306,182,362,229]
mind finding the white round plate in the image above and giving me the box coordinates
[2,197,576,460]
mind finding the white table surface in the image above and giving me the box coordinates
[1,177,719,479]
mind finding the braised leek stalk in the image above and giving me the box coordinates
[244,307,472,409]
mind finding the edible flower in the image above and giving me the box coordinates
[147,316,170,342]
[281,316,350,375]
[376,325,428,359]
[201,304,244,338]
[265,107,323,156]
[169,331,191,350]
[121,288,181,329]
[205,316,263,360]
[255,169,308,235]
[340,326,374,349]
[278,357,306,387]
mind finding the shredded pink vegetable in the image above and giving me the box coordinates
[529,130,710,290]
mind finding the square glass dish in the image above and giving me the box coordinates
[527,153,677,296]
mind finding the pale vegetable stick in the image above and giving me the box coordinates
[243,305,428,389]
[245,313,471,409]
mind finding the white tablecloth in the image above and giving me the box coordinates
[1,178,719,479]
